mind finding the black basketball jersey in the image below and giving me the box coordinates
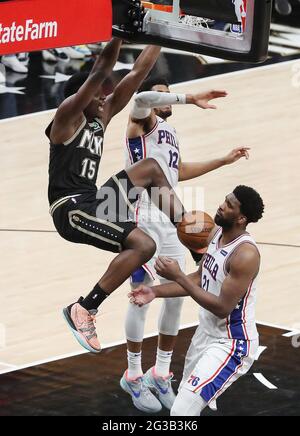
[47,117,104,205]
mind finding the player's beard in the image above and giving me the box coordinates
[215,214,234,230]
[156,108,172,120]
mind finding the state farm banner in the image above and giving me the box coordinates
[0,0,112,55]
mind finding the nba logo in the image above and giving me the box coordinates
[232,0,247,33]
[231,24,243,34]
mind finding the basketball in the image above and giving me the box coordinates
[177,211,215,253]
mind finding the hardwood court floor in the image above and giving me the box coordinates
[0,60,300,370]
[0,324,299,416]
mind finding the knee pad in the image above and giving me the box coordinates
[126,274,154,343]
[158,297,184,337]
[125,302,150,343]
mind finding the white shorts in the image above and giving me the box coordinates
[135,202,186,279]
[180,326,259,405]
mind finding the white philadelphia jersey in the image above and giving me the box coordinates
[125,116,180,213]
[200,228,259,341]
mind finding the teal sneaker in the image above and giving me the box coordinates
[144,367,176,410]
[120,371,162,414]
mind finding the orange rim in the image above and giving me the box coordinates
[142,1,173,13]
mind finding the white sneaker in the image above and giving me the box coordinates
[144,367,176,410]
[120,371,162,414]
[73,45,92,57]
[2,55,28,73]
[62,46,91,60]
[42,48,70,63]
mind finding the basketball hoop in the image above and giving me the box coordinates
[1,0,273,63]
[113,0,273,63]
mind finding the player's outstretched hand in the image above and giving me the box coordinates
[155,256,182,281]
[189,90,228,110]
[224,147,251,164]
[128,285,156,307]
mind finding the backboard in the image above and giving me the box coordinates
[113,0,273,63]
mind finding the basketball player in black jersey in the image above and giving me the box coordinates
[46,38,224,353]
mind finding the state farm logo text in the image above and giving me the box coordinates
[0,19,58,45]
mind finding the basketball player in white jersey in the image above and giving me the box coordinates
[121,78,251,413]
[129,185,264,416]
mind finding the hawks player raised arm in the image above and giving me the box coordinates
[103,45,161,125]
[50,38,122,145]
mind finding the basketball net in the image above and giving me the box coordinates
[141,1,248,33]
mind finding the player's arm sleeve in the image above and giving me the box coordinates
[131,91,187,120]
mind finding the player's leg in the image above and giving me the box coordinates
[64,159,184,301]
[143,229,186,408]
[62,168,160,353]
[171,388,207,416]
[96,228,157,294]
[62,163,184,354]
[125,270,155,378]
[126,158,185,225]
[121,269,162,414]
[122,211,165,412]
[144,283,185,410]
[76,160,185,301]
[124,205,161,378]
[63,227,156,353]
[174,337,259,416]
[156,251,186,378]
[170,329,209,416]
[179,325,210,390]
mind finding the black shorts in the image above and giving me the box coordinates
[50,170,138,253]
